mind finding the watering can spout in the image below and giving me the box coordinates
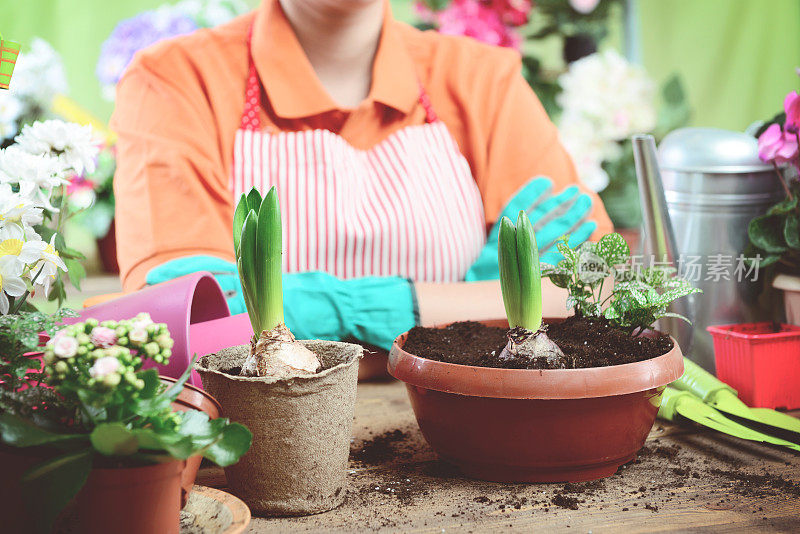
[631,134,693,352]
[632,134,679,264]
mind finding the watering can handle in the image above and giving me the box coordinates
[671,357,737,401]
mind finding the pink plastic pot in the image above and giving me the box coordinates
[72,272,234,386]
[388,319,684,483]
[707,322,800,409]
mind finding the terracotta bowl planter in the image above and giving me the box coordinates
[196,340,362,516]
[161,376,223,507]
[388,319,683,483]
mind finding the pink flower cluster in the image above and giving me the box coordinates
[758,91,800,167]
[418,0,532,50]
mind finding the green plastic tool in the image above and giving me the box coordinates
[658,387,800,452]
[672,358,800,438]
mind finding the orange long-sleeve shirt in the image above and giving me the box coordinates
[111,0,612,291]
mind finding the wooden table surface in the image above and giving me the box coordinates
[197,380,800,533]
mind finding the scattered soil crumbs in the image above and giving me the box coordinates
[551,494,581,510]
[403,316,673,369]
[351,430,408,465]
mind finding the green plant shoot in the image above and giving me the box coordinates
[498,210,542,331]
[234,186,284,336]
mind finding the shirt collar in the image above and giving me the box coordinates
[251,0,419,119]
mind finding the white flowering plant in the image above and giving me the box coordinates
[556,50,690,227]
[0,119,100,314]
[0,313,253,533]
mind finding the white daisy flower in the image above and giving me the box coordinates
[14,120,100,176]
[25,234,67,295]
[0,183,44,228]
[0,255,27,314]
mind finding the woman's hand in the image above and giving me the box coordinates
[465,176,597,281]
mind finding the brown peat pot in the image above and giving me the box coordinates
[388,319,684,483]
[161,376,223,507]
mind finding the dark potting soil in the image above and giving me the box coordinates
[402,315,673,369]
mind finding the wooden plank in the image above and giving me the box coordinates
[197,381,800,533]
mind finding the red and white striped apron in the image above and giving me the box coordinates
[232,34,486,283]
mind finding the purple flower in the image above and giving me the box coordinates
[758,123,799,165]
[96,9,197,90]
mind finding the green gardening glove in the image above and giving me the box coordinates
[464,177,597,281]
[146,257,417,350]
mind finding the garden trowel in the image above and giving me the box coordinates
[658,387,800,452]
[672,357,800,443]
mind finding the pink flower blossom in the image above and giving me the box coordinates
[436,0,522,49]
[53,335,79,359]
[487,0,532,27]
[758,123,799,165]
[784,91,800,133]
[91,326,118,348]
[67,175,96,195]
[89,356,121,378]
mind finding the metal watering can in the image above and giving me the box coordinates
[632,128,784,372]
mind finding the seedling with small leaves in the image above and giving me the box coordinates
[541,232,701,335]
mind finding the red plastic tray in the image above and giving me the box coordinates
[707,322,800,410]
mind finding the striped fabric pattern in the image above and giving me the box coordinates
[232,121,486,282]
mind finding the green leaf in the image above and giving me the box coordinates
[61,246,87,261]
[498,216,521,328]
[233,193,249,257]
[596,232,629,267]
[132,360,192,417]
[0,413,86,448]
[239,210,261,334]
[90,423,139,456]
[203,423,253,467]
[137,368,161,399]
[767,196,798,216]
[514,210,542,331]
[246,188,262,213]
[256,186,284,331]
[749,214,789,253]
[132,428,195,459]
[21,449,94,534]
[785,214,800,250]
[64,258,86,290]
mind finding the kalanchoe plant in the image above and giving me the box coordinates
[497,211,567,368]
[542,232,701,335]
[0,314,252,533]
[234,186,321,378]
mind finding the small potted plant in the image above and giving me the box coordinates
[0,314,252,534]
[750,91,800,325]
[389,213,692,483]
[196,187,363,516]
[702,87,800,411]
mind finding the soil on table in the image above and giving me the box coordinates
[345,427,800,527]
[402,315,673,369]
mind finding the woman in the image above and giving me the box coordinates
[111,0,612,354]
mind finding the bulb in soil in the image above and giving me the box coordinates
[499,327,567,369]
[240,323,321,379]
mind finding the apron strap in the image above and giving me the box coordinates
[239,23,437,130]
